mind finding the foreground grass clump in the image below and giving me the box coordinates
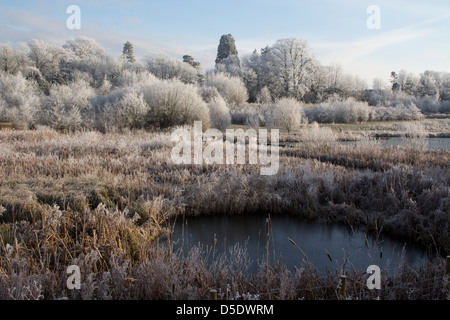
[0,204,448,300]
[0,126,449,299]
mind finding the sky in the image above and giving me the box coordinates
[0,0,449,86]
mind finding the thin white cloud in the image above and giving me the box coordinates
[0,6,216,67]
[312,27,432,65]
[307,11,450,83]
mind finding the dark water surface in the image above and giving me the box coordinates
[172,214,430,275]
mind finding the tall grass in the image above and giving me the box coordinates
[0,128,449,299]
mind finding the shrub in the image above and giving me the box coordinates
[230,103,264,127]
[205,72,248,108]
[140,79,210,129]
[145,54,199,84]
[89,88,126,132]
[0,72,40,129]
[401,121,428,139]
[200,86,221,103]
[114,89,149,130]
[310,97,370,124]
[256,86,272,104]
[208,95,231,131]
[116,69,157,88]
[371,103,423,122]
[298,122,337,143]
[265,97,303,132]
[40,79,95,131]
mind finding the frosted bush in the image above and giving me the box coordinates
[140,79,210,129]
[0,73,40,129]
[298,122,337,143]
[333,98,369,123]
[311,97,370,124]
[200,86,221,103]
[208,95,231,131]
[116,69,158,88]
[265,97,303,132]
[205,72,248,108]
[401,121,428,139]
[89,88,125,132]
[40,79,95,131]
[371,103,423,121]
[230,103,263,126]
[145,54,199,84]
[256,86,272,104]
[114,89,149,130]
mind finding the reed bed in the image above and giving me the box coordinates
[0,127,449,300]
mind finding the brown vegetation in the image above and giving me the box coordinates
[0,126,449,300]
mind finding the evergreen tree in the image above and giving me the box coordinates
[215,34,239,66]
[122,41,135,63]
[390,71,400,92]
[183,55,200,69]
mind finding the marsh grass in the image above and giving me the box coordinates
[0,127,449,299]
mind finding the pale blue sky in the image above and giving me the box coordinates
[0,0,449,85]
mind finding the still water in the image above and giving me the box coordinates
[340,137,450,150]
[172,214,429,275]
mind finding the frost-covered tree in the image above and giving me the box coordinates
[0,73,40,129]
[63,37,106,59]
[268,38,317,100]
[145,54,199,84]
[372,78,388,92]
[122,41,135,63]
[241,39,318,102]
[182,55,204,83]
[242,47,280,102]
[215,55,242,77]
[417,71,450,101]
[323,63,353,97]
[310,97,370,124]
[63,37,119,88]
[393,70,419,96]
[304,64,328,103]
[0,44,29,75]
[27,39,68,83]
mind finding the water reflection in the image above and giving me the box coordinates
[172,214,430,275]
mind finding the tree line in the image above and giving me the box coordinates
[0,34,448,132]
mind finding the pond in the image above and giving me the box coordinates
[171,214,430,275]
